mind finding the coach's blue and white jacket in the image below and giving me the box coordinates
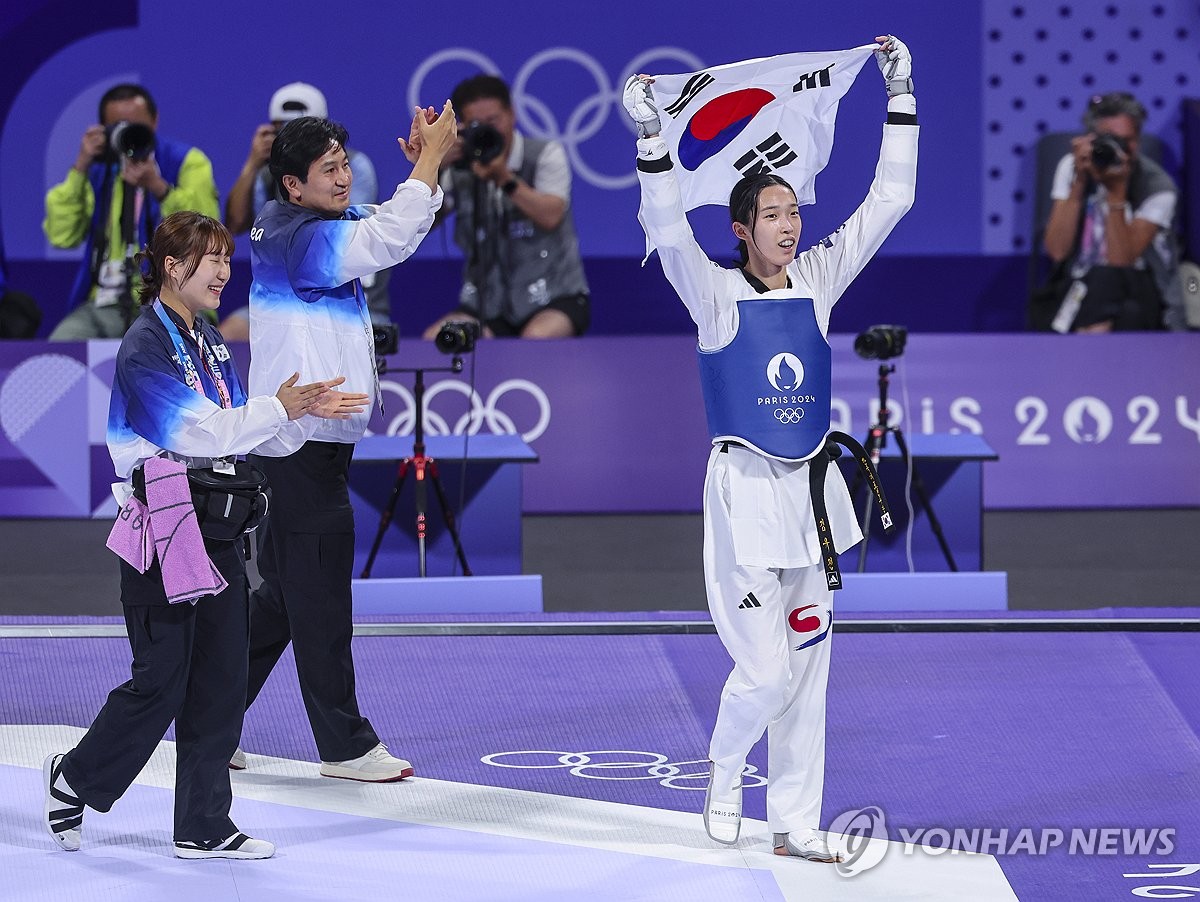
[107,303,287,499]
[247,179,443,456]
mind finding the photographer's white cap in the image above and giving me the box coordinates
[269,82,328,122]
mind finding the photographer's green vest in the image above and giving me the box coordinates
[450,136,588,325]
[69,136,192,310]
[699,296,893,588]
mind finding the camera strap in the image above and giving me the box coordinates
[118,185,143,328]
[808,431,894,591]
[119,181,140,250]
[86,164,119,302]
[468,178,504,319]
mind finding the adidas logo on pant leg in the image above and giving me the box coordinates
[737,592,762,610]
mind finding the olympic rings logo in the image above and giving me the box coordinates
[480,750,766,791]
[773,407,805,424]
[408,46,706,190]
[374,376,552,442]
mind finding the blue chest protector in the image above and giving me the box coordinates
[697,297,831,461]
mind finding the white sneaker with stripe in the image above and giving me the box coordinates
[174,831,275,860]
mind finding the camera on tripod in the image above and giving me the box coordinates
[435,320,479,355]
[1090,133,1130,171]
[102,120,155,162]
[457,121,505,168]
[373,322,399,357]
[854,324,907,361]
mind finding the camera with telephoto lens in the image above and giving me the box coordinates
[854,324,908,361]
[103,120,155,162]
[1090,133,1130,171]
[457,121,505,168]
[435,320,479,355]
[373,323,399,357]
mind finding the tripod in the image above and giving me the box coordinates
[360,364,472,578]
[855,362,958,573]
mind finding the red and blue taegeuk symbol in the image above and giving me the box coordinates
[677,88,775,171]
[789,603,832,650]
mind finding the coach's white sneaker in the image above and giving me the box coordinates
[703,763,742,844]
[774,828,843,862]
[319,742,414,782]
[228,747,247,771]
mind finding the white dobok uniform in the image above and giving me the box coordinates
[636,116,918,833]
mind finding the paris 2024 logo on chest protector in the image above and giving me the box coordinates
[761,352,816,426]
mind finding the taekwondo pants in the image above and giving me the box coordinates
[245,441,379,763]
[703,457,836,835]
[60,540,249,842]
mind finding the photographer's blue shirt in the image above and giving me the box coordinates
[107,303,286,498]
[247,178,442,456]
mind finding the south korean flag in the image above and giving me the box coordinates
[651,45,875,212]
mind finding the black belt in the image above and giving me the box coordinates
[719,434,894,590]
[809,431,893,590]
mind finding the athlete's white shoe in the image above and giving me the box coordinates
[703,763,742,844]
[774,828,843,862]
[228,747,247,770]
[319,742,414,782]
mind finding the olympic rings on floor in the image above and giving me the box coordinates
[480,750,767,791]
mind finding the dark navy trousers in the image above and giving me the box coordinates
[61,540,249,842]
[245,441,378,762]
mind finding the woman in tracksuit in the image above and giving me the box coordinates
[42,211,357,859]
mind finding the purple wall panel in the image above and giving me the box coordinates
[2,334,1197,517]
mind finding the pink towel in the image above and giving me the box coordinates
[106,457,228,604]
[106,494,153,571]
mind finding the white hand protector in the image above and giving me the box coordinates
[875,35,914,96]
[623,75,662,138]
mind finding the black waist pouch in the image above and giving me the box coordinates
[133,461,271,542]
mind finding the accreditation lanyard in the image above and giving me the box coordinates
[153,301,232,410]
[353,277,383,414]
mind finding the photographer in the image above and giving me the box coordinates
[1034,91,1183,332]
[219,83,393,340]
[44,84,219,340]
[418,75,590,339]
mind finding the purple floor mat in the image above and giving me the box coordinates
[2,628,1197,900]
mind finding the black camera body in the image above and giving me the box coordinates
[854,324,908,361]
[1090,133,1130,171]
[103,120,155,162]
[458,121,505,168]
[373,322,399,357]
[435,320,479,355]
